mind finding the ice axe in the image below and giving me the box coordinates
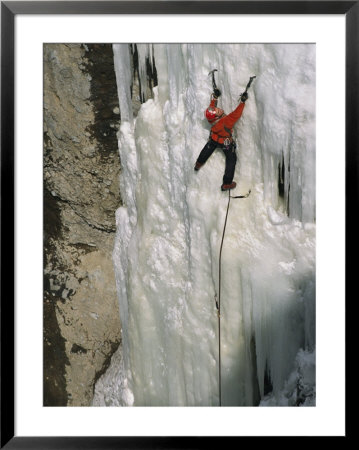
[208,69,218,90]
[245,75,256,91]
[239,75,256,101]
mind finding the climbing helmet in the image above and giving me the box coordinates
[205,107,224,123]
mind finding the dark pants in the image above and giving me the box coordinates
[196,139,237,185]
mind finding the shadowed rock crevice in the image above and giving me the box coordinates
[44,183,70,407]
[82,44,121,159]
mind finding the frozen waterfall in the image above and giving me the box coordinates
[93,43,316,407]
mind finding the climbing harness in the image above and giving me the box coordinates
[215,188,251,406]
[210,127,234,145]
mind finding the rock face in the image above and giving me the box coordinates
[43,44,122,406]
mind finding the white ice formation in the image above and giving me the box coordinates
[93,43,316,407]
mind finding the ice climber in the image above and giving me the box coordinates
[194,88,248,191]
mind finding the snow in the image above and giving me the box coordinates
[93,43,316,406]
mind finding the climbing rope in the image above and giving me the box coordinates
[215,188,251,407]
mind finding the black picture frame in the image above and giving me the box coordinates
[1,1,355,447]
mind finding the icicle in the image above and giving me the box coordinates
[136,44,149,102]
[112,44,133,122]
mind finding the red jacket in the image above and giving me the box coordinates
[209,98,245,144]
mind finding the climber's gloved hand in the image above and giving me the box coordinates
[213,88,221,98]
[240,92,248,103]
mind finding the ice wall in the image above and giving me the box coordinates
[96,44,316,406]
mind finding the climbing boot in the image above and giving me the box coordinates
[221,182,237,191]
[194,161,203,171]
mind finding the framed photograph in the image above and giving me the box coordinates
[1,1,354,447]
